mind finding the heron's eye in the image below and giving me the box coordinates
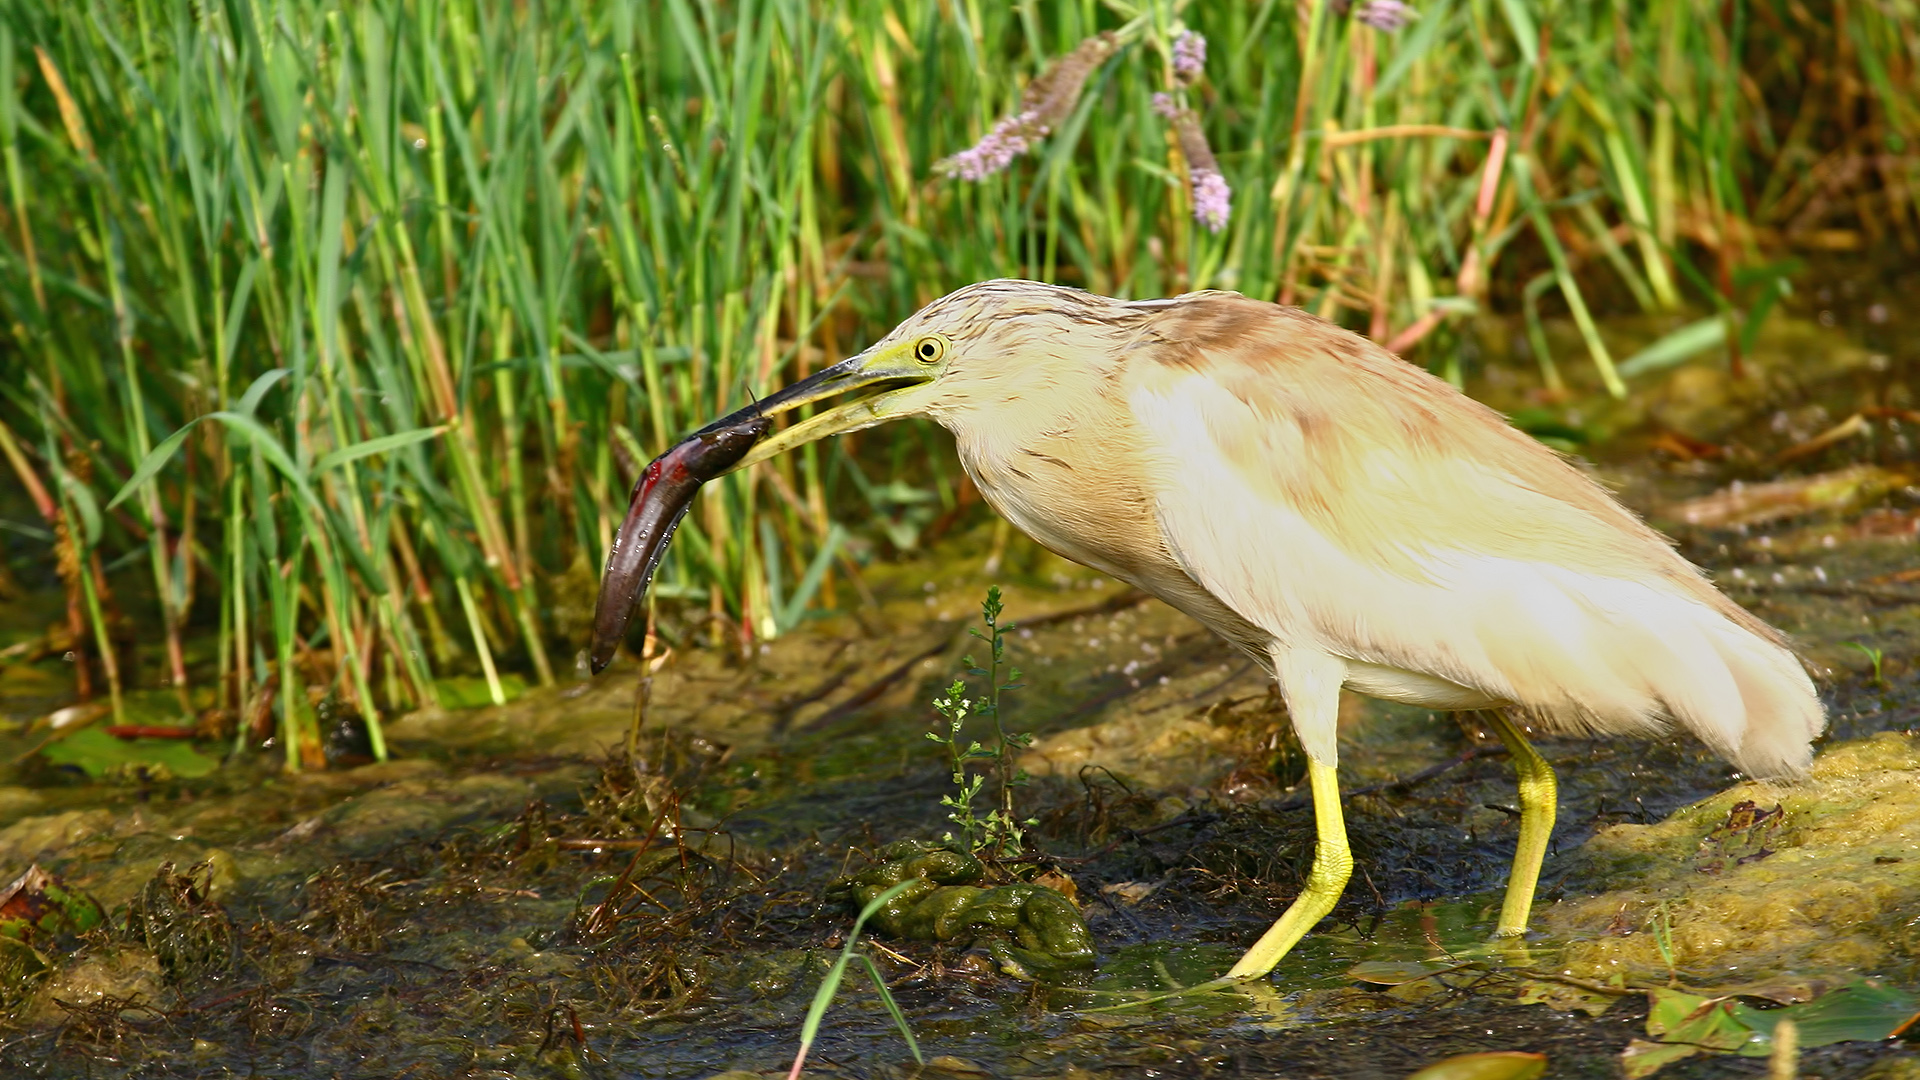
[913,336,947,364]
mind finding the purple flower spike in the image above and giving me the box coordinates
[1192,169,1231,233]
[1165,109,1229,232]
[937,33,1116,182]
[942,112,1038,181]
[1356,1,1416,31]
[1151,92,1179,120]
[1171,32,1207,82]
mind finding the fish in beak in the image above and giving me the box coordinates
[588,345,940,672]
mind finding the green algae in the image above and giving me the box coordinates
[1543,731,1920,987]
[25,945,163,1027]
[829,840,1095,974]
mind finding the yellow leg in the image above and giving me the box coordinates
[1226,758,1354,979]
[1484,710,1558,938]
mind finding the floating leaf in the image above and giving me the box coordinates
[1732,981,1919,1055]
[1515,978,1619,1016]
[1405,1051,1546,1080]
[0,865,106,941]
[1621,1037,1703,1079]
[1644,989,1757,1051]
[1348,959,1476,985]
[40,727,219,779]
[1689,976,1833,1006]
[1625,980,1917,1076]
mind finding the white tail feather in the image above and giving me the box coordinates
[1487,566,1824,779]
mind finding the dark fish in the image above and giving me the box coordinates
[588,410,770,672]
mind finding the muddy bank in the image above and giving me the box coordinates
[0,308,1915,1078]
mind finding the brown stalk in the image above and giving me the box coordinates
[33,48,94,162]
[1387,128,1508,355]
[0,419,92,699]
[1369,196,1401,342]
[1320,125,1493,148]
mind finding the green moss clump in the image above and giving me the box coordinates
[1544,733,1920,985]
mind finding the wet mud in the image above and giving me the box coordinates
[0,297,1918,1078]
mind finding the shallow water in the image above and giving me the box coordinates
[1,295,1918,1078]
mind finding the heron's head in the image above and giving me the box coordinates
[720,279,1129,472]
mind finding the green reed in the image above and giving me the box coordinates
[0,0,1911,767]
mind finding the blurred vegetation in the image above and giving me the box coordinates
[0,0,1913,768]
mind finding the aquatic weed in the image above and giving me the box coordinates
[292,864,405,955]
[1845,641,1888,688]
[120,861,235,989]
[1650,900,1680,986]
[927,586,1036,859]
[969,586,1034,849]
[928,682,997,853]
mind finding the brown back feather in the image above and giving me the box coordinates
[1134,293,1783,646]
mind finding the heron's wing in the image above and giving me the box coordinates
[1123,295,1820,775]
[1124,297,1690,588]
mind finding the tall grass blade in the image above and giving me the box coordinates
[789,877,924,1080]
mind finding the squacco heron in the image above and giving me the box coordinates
[591,280,1826,981]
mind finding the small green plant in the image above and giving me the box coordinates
[969,587,1032,831]
[788,878,923,1080]
[928,683,996,853]
[1650,900,1680,986]
[926,586,1036,859]
[1845,641,1888,688]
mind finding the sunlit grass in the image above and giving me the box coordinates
[0,0,1913,768]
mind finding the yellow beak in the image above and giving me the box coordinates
[715,346,936,473]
